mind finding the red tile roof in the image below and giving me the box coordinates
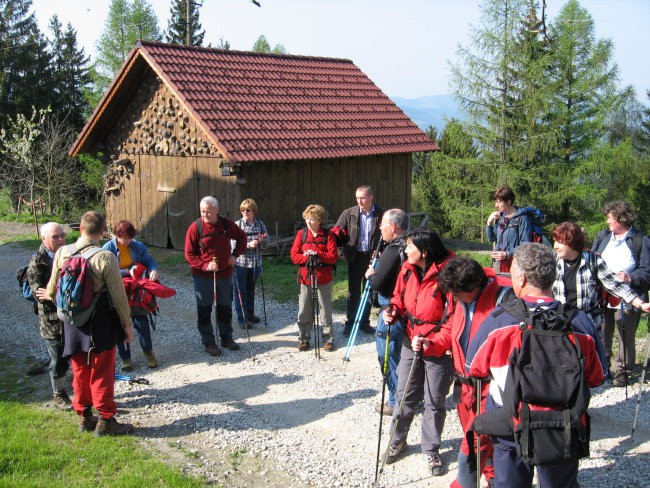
[72,41,439,162]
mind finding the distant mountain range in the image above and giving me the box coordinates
[391,94,463,132]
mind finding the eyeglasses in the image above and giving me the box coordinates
[499,217,511,230]
[241,209,252,213]
[48,233,66,239]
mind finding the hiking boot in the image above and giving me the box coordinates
[222,339,240,351]
[144,352,158,368]
[53,391,72,410]
[298,341,310,352]
[612,371,628,387]
[323,342,334,352]
[384,440,406,464]
[95,416,134,437]
[121,358,133,371]
[426,453,446,476]
[78,407,98,433]
[375,401,393,416]
[205,344,222,357]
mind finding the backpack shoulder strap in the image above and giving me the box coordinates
[80,246,103,261]
[492,297,529,325]
[496,285,515,305]
[632,230,643,259]
[196,219,203,239]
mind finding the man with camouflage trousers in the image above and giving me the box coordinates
[27,222,71,409]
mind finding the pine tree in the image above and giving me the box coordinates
[0,0,52,128]
[252,35,287,54]
[166,0,205,45]
[94,0,161,95]
[48,15,92,131]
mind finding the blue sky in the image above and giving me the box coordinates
[31,0,649,100]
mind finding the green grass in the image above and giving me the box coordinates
[0,354,206,488]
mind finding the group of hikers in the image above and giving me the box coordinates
[23,183,650,487]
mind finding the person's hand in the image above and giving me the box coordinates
[124,324,135,343]
[258,233,268,244]
[640,302,650,314]
[491,251,507,261]
[382,306,398,325]
[365,265,376,279]
[228,255,237,268]
[148,270,158,282]
[615,271,631,284]
[34,287,51,301]
[304,249,317,256]
[411,335,428,352]
[207,258,219,272]
[487,211,500,226]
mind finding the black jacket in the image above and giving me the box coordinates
[335,204,384,263]
[368,235,406,298]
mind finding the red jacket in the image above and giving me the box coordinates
[290,227,338,286]
[184,217,247,280]
[450,268,510,375]
[390,254,455,357]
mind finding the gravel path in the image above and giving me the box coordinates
[1,238,649,487]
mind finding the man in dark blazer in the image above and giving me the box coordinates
[336,185,384,336]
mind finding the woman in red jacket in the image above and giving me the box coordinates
[382,229,455,476]
[290,204,339,352]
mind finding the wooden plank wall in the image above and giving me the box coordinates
[242,153,412,234]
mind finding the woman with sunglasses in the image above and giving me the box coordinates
[486,185,533,272]
[233,199,268,329]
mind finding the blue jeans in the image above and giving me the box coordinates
[232,265,261,323]
[193,274,234,345]
[117,315,153,360]
[375,294,403,407]
[45,337,69,394]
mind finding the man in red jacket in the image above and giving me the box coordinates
[439,258,513,488]
[185,196,247,356]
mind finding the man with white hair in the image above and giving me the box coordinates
[27,222,71,408]
[185,196,247,356]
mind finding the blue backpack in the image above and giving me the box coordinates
[16,257,36,302]
[513,207,552,247]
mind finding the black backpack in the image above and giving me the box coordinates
[494,299,591,466]
[195,217,230,254]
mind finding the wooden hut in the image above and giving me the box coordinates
[69,41,438,249]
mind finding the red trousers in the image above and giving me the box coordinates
[451,382,494,488]
[70,347,117,419]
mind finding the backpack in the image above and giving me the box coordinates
[493,299,590,466]
[128,283,158,316]
[16,261,36,302]
[511,207,552,247]
[55,245,103,327]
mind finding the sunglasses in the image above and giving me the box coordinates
[48,233,67,239]
[499,217,511,229]
[241,209,252,213]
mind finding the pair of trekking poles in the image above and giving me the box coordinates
[212,257,268,359]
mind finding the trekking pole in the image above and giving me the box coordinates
[259,266,268,327]
[631,315,649,438]
[375,335,422,487]
[621,300,628,399]
[475,378,482,488]
[212,257,220,349]
[343,240,382,364]
[233,271,254,357]
[374,323,391,484]
[309,257,321,360]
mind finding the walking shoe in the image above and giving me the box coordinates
[426,453,446,476]
[323,342,334,352]
[375,401,393,416]
[298,341,310,352]
[78,407,98,433]
[53,391,72,410]
[612,371,628,387]
[205,344,222,357]
[222,339,240,351]
[384,440,407,464]
[121,358,133,371]
[95,416,134,437]
[144,352,158,368]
